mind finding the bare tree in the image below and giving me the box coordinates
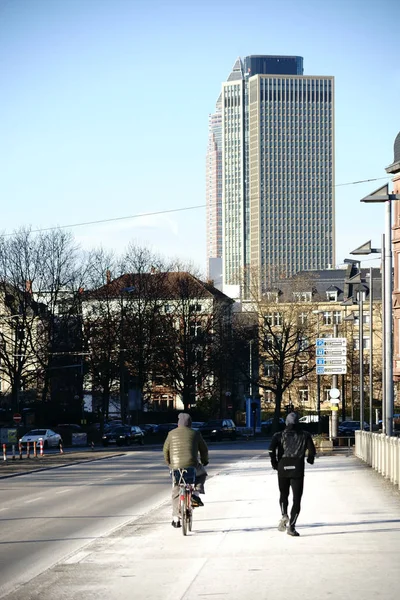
[158,273,231,412]
[0,228,84,413]
[81,249,123,424]
[238,269,319,427]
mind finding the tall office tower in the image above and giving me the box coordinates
[206,95,222,283]
[207,55,335,295]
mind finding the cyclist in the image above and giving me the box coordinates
[269,411,316,537]
[163,412,209,528]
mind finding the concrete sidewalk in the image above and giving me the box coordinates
[6,452,400,600]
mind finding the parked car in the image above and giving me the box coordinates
[102,425,144,446]
[191,421,205,431]
[261,418,285,427]
[140,423,158,434]
[198,419,236,441]
[338,421,369,435]
[155,423,178,435]
[20,429,63,449]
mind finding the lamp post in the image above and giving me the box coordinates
[249,339,254,399]
[343,259,364,429]
[360,185,400,436]
[120,286,135,423]
[350,242,381,433]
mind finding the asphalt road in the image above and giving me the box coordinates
[0,441,267,599]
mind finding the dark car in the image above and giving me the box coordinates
[155,423,178,435]
[140,423,158,434]
[102,425,144,446]
[338,421,369,435]
[198,419,236,442]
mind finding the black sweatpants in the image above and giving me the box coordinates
[278,475,304,527]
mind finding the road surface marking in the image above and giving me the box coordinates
[25,497,43,503]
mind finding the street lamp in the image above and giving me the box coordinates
[350,242,382,433]
[360,184,400,436]
[120,286,135,423]
[343,259,365,429]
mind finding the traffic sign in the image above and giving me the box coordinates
[316,338,347,347]
[316,365,347,375]
[13,413,22,423]
[316,348,347,357]
[316,357,347,366]
[329,388,340,399]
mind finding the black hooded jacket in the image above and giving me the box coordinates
[269,425,316,478]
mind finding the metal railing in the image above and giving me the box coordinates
[355,430,400,489]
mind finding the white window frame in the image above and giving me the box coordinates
[293,291,312,302]
[264,390,273,403]
[326,291,338,302]
[299,388,309,404]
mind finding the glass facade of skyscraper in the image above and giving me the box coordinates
[206,56,335,294]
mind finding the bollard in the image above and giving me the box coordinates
[12,444,16,461]
[2,443,6,461]
[33,441,37,458]
[59,440,64,454]
[91,441,94,451]
[19,440,23,460]
[26,441,30,459]
[39,438,44,457]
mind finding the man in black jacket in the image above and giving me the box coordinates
[269,412,316,536]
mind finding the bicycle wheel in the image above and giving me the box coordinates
[188,506,193,532]
[181,494,188,536]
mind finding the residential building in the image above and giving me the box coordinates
[251,268,385,418]
[82,272,234,414]
[207,55,335,296]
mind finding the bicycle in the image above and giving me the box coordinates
[172,467,196,536]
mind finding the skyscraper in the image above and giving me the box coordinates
[206,55,335,294]
[206,95,222,284]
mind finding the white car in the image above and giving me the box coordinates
[20,429,62,449]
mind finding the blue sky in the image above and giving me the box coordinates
[1,0,399,275]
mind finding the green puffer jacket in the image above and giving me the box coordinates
[163,426,208,469]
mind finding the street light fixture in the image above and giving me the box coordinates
[360,184,400,436]
[343,259,365,430]
[351,241,382,434]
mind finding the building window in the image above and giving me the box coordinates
[323,312,332,325]
[264,363,275,377]
[264,390,274,403]
[190,304,202,313]
[299,363,308,379]
[299,388,309,404]
[333,311,342,325]
[293,291,312,302]
[265,292,279,302]
[264,312,282,326]
[326,291,337,302]
[299,337,309,351]
[323,387,331,402]
[353,337,370,350]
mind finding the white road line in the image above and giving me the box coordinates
[25,497,43,503]
[56,489,72,494]
[0,507,9,512]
